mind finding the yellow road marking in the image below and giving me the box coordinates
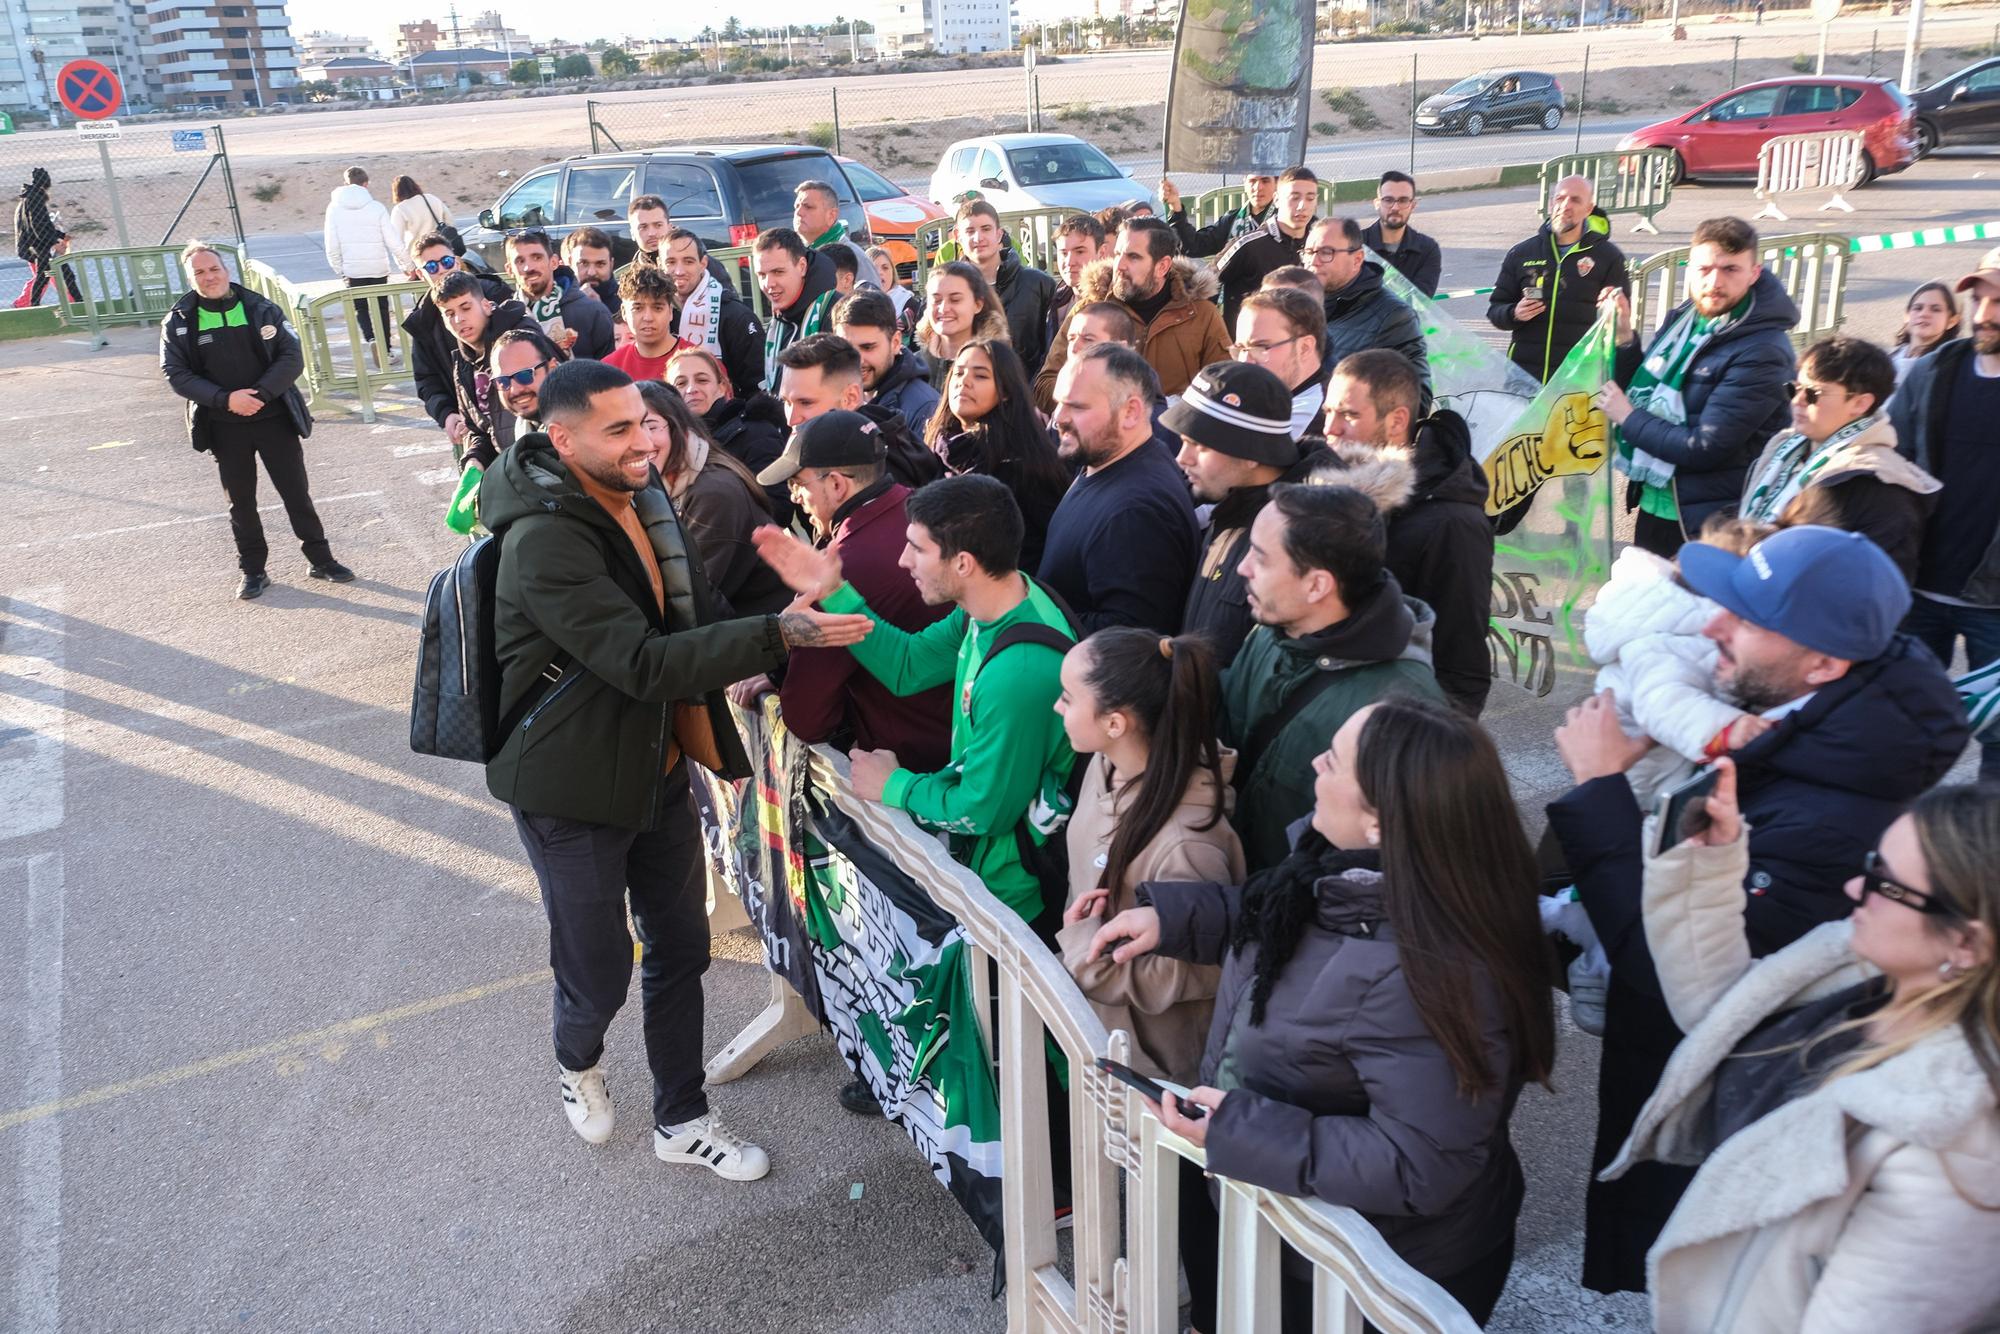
[0,968,551,1133]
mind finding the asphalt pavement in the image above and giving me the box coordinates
[2,156,1993,1333]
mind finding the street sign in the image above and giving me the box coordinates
[76,120,122,141]
[537,55,555,74]
[172,128,208,153]
[57,59,124,120]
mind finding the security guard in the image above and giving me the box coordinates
[161,241,353,600]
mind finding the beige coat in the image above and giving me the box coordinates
[1053,751,1244,1084]
[1607,823,2000,1334]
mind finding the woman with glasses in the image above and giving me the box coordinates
[1612,765,2000,1333]
[922,338,1067,572]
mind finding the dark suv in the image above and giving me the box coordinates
[1414,70,1566,137]
[461,144,872,271]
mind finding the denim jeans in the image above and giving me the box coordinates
[1904,596,2000,781]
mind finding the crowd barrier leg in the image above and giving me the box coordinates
[1218,1178,1285,1332]
[704,976,818,1084]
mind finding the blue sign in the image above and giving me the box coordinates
[171,129,207,153]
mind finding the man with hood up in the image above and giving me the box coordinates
[13,167,81,306]
[1318,349,1494,717]
[1486,175,1630,382]
[321,166,408,364]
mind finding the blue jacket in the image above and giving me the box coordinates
[871,350,942,439]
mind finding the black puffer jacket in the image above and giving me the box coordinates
[1315,412,1494,717]
[13,175,62,262]
[992,247,1058,377]
[1322,260,1431,399]
[1486,209,1631,382]
[160,284,313,451]
[1611,269,1799,541]
[1182,442,1331,668]
[703,392,795,524]
[402,272,512,427]
[1143,853,1526,1281]
[1892,337,2000,603]
[451,299,536,469]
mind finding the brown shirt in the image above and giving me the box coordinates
[572,465,665,616]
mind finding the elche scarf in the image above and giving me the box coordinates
[810,219,852,250]
[762,288,837,391]
[1614,294,1749,518]
[675,270,727,362]
[1740,414,1881,522]
[1230,202,1272,241]
[521,282,563,326]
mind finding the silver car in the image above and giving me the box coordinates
[927,133,1141,214]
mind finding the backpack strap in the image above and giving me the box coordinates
[496,650,572,739]
[1235,667,1345,792]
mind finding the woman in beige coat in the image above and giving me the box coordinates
[1053,627,1245,1085]
[1607,760,2000,1333]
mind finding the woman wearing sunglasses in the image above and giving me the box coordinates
[1608,760,2000,1333]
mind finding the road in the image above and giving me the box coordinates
[1,155,1992,1333]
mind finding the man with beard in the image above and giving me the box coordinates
[954,199,1057,375]
[1488,175,1630,383]
[1034,218,1230,408]
[1361,171,1442,298]
[1160,170,1279,259]
[562,226,621,319]
[833,289,940,436]
[1038,343,1199,634]
[1214,167,1320,328]
[402,232,511,448]
[505,229,614,360]
[753,228,840,392]
[1232,287,1327,438]
[489,327,568,433]
[1892,244,2000,781]
[1546,524,1968,1296]
[1167,361,1327,668]
[642,227,763,398]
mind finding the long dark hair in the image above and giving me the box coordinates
[1230,696,1556,1097]
[1895,280,1964,351]
[637,379,771,513]
[1082,628,1228,894]
[925,338,1067,499]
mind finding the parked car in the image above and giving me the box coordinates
[927,133,1139,214]
[461,145,921,275]
[835,155,949,280]
[1414,71,1565,137]
[1618,77,1918,183]
[1910,55,2000,156]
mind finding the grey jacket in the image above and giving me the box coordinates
[1322,259,1431,400]
[1143,856,1526,1278]
[1891,337,2000,603]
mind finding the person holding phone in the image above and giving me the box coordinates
[1086,696,1555,1329]
[1608,765,2000,1333]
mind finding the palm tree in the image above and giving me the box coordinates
[721,15,744,40]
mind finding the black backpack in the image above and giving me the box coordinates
[856,402,945,490]
[410,535,567,763]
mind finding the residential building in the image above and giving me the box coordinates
[878,0,1015,55]
[143,0,299,109]
[296,29,377,62]
[396,19,440,62]
[301,53,404,99]
[406,44,511,87]
[461,10,531,57]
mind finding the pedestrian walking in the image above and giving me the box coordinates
[387,175,456,277]
[13,167,81,307]
[322,166,408,366]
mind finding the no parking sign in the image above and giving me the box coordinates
[57,59,123,121]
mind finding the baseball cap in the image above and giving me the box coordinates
[1953,245,2000,294]
[1678,525,1910,663]
[1160,361,1300,468]
[755,409,886,487]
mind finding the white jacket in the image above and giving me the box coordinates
[387,193,453,268]
[1608,827,2000,1334]
[323,184,406,279]
[1586,545,1742,767]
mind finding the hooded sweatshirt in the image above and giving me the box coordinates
[1182,442,1332,669]
[991,246,1058,376]
[762,249,841,391]
[322,182,407,280]
[13,174,62,263]
[871,350,943,438]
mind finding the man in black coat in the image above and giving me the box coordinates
[1486,177,1630,382]
[954,199,1057,375]
[1318,348,1493,716]
[1547,525,1969,1295]
[1306,219,1432,401]
[432,271,536,470]
[1158,170,1278,259]
[1361,171,1442,298]
[14,167,81,306]
[161,243,353,600]
[402,232,512,443]
[505,229,614,360]
[660,227,765,399]
[1597,216,1798,556]
[1214,167,1321,328]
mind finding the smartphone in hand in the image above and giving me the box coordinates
[1652,765,1722,859]
[1094,1057,1206,1120]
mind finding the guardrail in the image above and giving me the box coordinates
[698,699,1480,1333]
[1630,230,1849,353]
[1753,131,1867,224]
[53,243,245,347]
[913,208,1088,299]
[235,258,429,422]
[1537,149,1676,236]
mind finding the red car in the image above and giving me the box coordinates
[1618,77,1918,183]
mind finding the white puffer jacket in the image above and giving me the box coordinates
[322,183,406,279]
[1586,546,1742,782]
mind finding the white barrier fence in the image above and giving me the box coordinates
[1753,130,1867,223]
[696,700,1480,1333]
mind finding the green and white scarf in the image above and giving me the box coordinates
[1614,296,1747,519]
[521,283,563,326]
[762,289,837,392]
[810,219,853,251]
[675,271,727,362]
[1740,415,1880,522]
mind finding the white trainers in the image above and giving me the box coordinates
[653,1112,771,1182]
[558,1064,614,1145]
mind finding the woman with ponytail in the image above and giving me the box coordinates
[1053,627,1244,1086]
[1086,694,1556,1330]
[1603,767,2000,1333]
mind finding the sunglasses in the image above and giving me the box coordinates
[421,255,459,275]
[1784,380,1825,405]
[487,358,555,389]
[1859,849,1962,917]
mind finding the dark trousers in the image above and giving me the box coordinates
[1631,509,1687,560]
[511,766,712,1128]
[1178,1159,1515,1331]
[1905,595,2000,780]
[210,423,332,574]
[28,254,82,305]
[344,275,392,345]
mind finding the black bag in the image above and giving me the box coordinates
[410,535,566,762]
[420,194,467,259]
[856,402,945,490]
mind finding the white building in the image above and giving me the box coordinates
[878,0,1015,55]
[296,29,377,63]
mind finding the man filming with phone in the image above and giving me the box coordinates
[1541,524,1969,1297]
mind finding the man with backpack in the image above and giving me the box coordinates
[753,474,1079,931]
[471,359,870,1178]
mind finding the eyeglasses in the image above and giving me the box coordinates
[1859,849,1962,917]
[1302,246,1362,261]
[420,255,459,275]
[1785,381,1826,405]
[489,358,555,388]
[1376,195,1415,207]
[1229,333,1307,358]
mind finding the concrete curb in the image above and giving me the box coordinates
[1323,160,1544,204]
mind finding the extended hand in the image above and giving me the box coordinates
[754,525,845,601]
[1555,689,1651,784]
[1085,906,1161,964]
[848,747,900,801]
[1598,286,1636,346]
[226,388,263,417]
[1159,176,1181,211]
[777,608,871,650]
[1691,757,1743,847]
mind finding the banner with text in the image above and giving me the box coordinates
[1162,0,1314,173]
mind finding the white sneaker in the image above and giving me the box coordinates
[558,1064,614,1145]
[653,1112,770,1182]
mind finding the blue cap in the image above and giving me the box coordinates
[1678,525,1909,662]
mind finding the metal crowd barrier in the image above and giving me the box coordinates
[700,701,1479,1334]
[1537,149,1677,235]
[1630,230,1850,352]
[913,207,1090,297]
[1753,131,1867,223]
[237,259,428,422]
[53,242,245,347]
[1189,179,1348,232]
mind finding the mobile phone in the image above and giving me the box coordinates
[1523,283,1545,304]
[1093,1057,1206,1120]
[1653,765,1722,859]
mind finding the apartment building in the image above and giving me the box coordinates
[143,0,299,108]
[878,0,1017,55]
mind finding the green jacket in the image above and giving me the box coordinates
[1222,577,1444,871]
[480,433,788,831]
[823,575,1076,922]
